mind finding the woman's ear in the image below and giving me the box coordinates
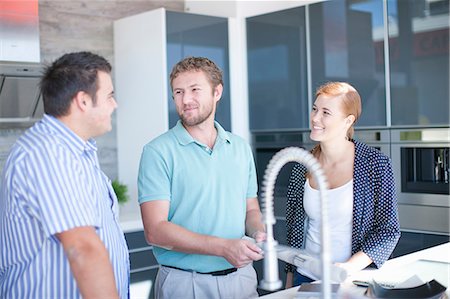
[347,114,356,126]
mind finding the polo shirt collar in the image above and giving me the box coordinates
[173,120,231,146]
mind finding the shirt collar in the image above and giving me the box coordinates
[42,114,97,154]
[173,120,231,146]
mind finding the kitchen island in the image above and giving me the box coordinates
[260,242,450,298]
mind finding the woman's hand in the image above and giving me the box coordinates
[335,251,373,275]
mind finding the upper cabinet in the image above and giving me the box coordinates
[246,0,449,130]
[166,11,231,130]
[247,7,308,131]
[309,0,387,127]
[387,0,449,126]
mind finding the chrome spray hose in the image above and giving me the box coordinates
[259,147,331,299]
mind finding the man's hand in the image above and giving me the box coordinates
[222,239,264,268]
[251,230,267,243]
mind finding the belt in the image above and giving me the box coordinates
[162,265,237,276]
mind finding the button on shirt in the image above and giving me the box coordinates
[0,115,129,298]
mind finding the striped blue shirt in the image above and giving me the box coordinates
[0,114,129,298]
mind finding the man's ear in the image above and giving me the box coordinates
[214,84,223,102]
[73,91,90,111]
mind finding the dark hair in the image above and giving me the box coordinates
[40,51,112,117]
[169,56,223,90]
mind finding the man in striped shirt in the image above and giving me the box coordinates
[0,52,129,298]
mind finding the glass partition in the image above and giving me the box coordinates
[166,11,231,130]
[309,0,386,126]
[247,7,308,130]
[387,0,449,126]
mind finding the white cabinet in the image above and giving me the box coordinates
[114,8,168,224]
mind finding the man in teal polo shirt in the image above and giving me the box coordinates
[138,56,266,299]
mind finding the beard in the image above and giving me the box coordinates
[179,102,215,127]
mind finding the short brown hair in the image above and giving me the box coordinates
[169,56,223,90]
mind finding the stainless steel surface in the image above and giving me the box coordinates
[0,1,42,126]
[0,0,40,62]
[259,147,332,299]
[275,244,348,283]
[252,129,315,149]
[391,128,450,207]
[398,205,450,234]
[353,128,391,157]
[391,128,450,234]
[0,62,43,125]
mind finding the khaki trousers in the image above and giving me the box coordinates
[154,263,259,299]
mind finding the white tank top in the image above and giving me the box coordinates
[303,178,354,264]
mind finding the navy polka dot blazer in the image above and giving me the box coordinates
[285,140,401,273]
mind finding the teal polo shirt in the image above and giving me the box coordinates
[138,120,258,272]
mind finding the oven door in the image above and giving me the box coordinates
[391,144,449,207]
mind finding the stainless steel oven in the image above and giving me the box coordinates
[391,127,450,234]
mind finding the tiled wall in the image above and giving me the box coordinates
[0,1,184,180]
[38,0,184,65]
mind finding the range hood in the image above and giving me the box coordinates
[0,0,43,127]
[0,62,44,126]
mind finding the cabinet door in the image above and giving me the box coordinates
[309,0,387,127]
[247,7,308,131]
[126,231,159,299]
[387,0,449,126]
[166,11,231,131]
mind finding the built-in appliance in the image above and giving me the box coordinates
[0,62,43,125]
[0,0,43,127]
[353,128,391,157]
[252,130,315,220]
[391,127,450,234]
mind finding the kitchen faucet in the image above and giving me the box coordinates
[259,147,332,299]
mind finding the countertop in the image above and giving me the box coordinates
[260,242,450,298]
